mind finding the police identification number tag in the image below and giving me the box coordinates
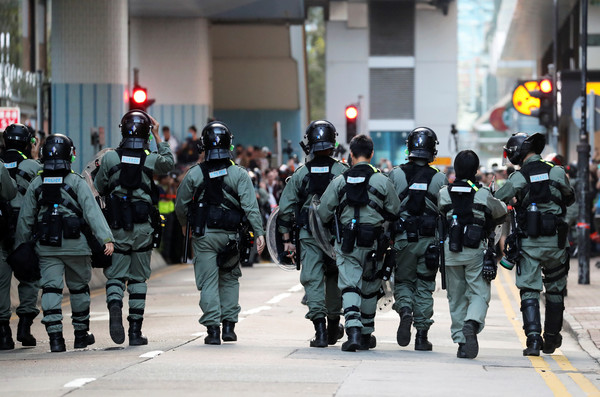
[409,183,428,191]
[121,156,141,165]
[4,162,17,169]
[450,186,472,193]
[311,166,329,174]
[43,177,63,184]
[530,173,549,183]
[209,168,228,179]
[347,176,365,184]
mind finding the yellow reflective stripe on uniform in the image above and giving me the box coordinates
[367,164,379,173]
[145,150,150,155]
[16,150,27,160]
[429,165,440,172]
[541,160,555,168]
[467,179,479,191]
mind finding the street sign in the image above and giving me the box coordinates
[572,94,600,130]
[512,81,541,116]
[0,107,20,132]
[432,157,452,167]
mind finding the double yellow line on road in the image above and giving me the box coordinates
[495,267,600,396]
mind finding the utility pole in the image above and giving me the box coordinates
[577,0,590,284]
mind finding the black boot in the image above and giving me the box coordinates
[521,299,542,356]
[222,320,237,342]
[74,330,95,349]
[205,325,221,345]
[310,318,328,348]
[414,329,432,351]
[341,327,361,352]
[327,316,344,345]
[397,306,413,347]
[0,321,14,350]
[48,332,66,352]
[543,300,564,354]
[128,318,148,346]
[461,320,479,359]
[358,334,377,350]
[457,343,467,358]
[108,301,125,345]
[16,315,36,347]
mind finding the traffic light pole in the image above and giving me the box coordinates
[577,0,590,285]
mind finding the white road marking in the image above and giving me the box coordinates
[240,306,271,316]
[288,283,303,293]
[139,350,163,358]
[266,293,291,304]
[191,332,206,337]
[89,314,109,322]
[64,378,96,388]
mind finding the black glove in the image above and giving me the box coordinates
[482,248,497,282]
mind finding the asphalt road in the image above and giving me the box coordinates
[1,263,599,397]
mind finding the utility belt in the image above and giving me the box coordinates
[393,215,437,242]
[448,223,485,253]
[521,212,568,247]
[104,195,153,231]
[341,223,383,254]
[189,202,243,237]
[38,213,85,247]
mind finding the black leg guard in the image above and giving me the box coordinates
[205,325,221,345]
[462,320,479,359]
[521,299,542,356]
[16,315,36,347]
[222,320,237,342]
[543,300,564,354]
[415,329,432,351]
[0,321,14,350]
[108,300,125,345]
[310,318,328,348]
[128,318,148,346]
[341,327,361,352]
[327,316,344,345]
[397,306,413,347]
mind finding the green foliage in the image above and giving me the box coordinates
[306,7,326,121]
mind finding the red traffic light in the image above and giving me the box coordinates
[132,88,148,104]
[345,105,358,120]
[539,78,552,94]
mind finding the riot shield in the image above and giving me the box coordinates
[82,148,111,208]
[266,206,296,271]
[377,279,394,313]
[308,195,336,260]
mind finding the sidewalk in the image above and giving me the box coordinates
[562,256,600,362]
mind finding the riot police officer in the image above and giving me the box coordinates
[277,120,348,347]
[15,134,114,352]
[0,124,42,348]
[317,134,401,352]
[175,121,265,345]
[438,150,507,358]
[388,127,447,351]
[94,110,174,346]
[495,133,574,356]
[0,158,17,349]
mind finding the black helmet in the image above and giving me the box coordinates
[41,134,75,171]
[201,121,233,161]
[503,132,545,165]
[406,127,438,162]
[304,120,337,154]
[119,110,152,149]
[3,123,34,151]
[454,150,480,181]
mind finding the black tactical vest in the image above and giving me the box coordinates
[1,149,27,180]
[398,162,438,216]
[194,160,241,209]
[107,148,158,204]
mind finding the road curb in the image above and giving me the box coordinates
[563,309,600,363]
